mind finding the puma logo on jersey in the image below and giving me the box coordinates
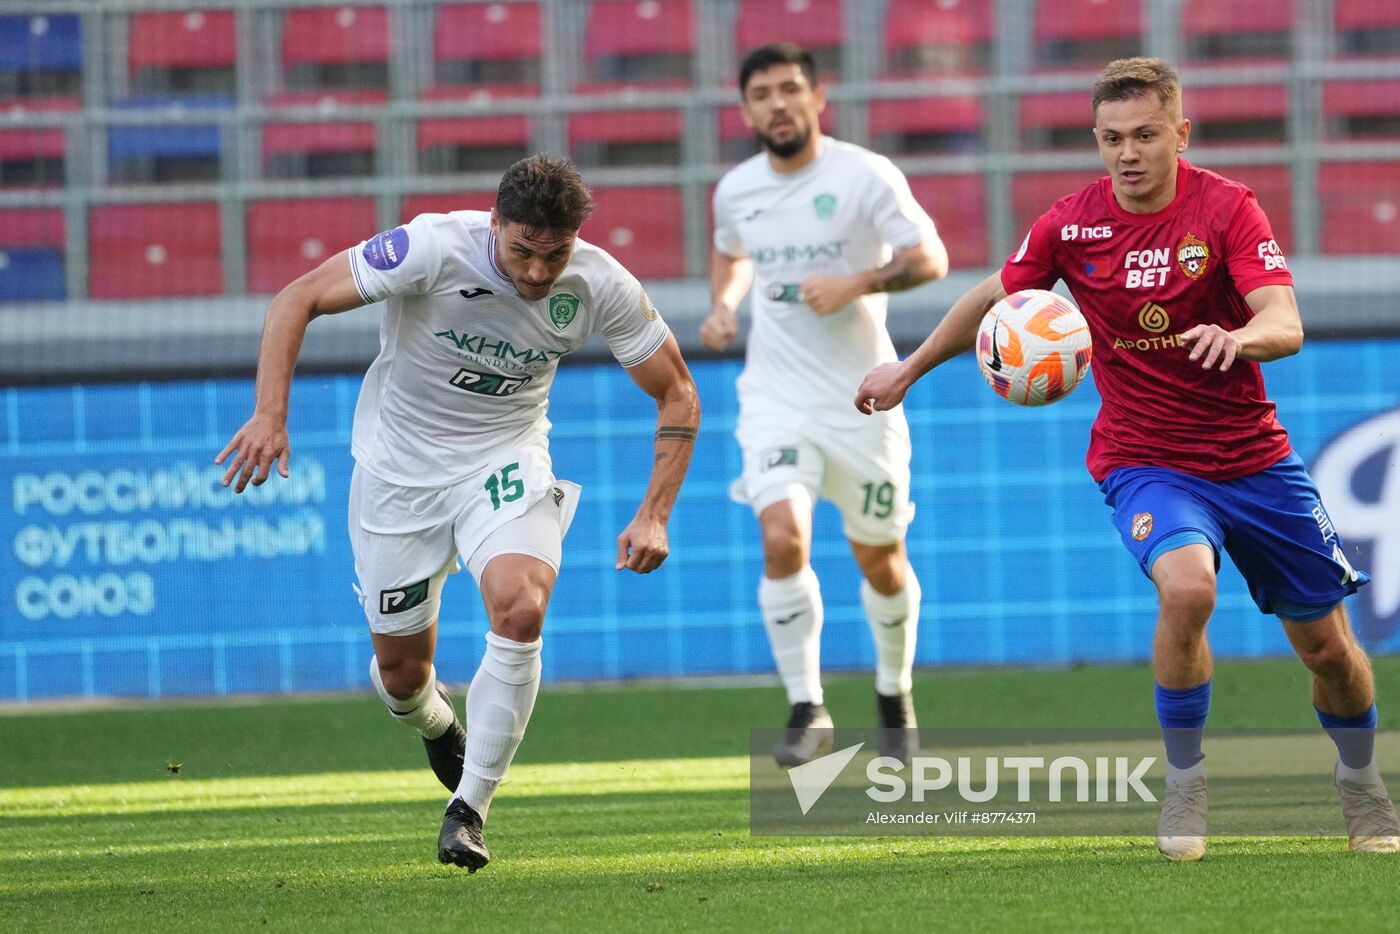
[460,287,494,299]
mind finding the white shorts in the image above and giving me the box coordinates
[348,442,580,636]
[731,407,914,545]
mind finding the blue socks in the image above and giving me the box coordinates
[1155,681,1212,770]
[1316,703,1378,770]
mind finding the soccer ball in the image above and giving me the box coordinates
[976,289,1092,406]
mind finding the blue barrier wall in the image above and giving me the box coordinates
[2,343,1397,702]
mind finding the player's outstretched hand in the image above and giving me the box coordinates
[855,362,911,415]
[700,308,738,351]
[615,516,670,574]
[798,274,864,315]
[216,413,290,493]
[1180,322,1239,372]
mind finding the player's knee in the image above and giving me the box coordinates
[1157,578,1216,628]
[1295,635,1356,679]
[860,558,905,596]
[488,588,547,643]
[376,655,433,699]
[761,525,806,572]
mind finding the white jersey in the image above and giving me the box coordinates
[712,137,938,425]
[348,210,670,487]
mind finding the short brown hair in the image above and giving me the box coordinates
[1092,57,1182,120]
[739,42,819,95]
[495,155,595,232]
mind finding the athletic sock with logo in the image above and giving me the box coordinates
[456,632,542,821]
[369,656,455,740]
[760,567,825,706]
[861,571,921,697]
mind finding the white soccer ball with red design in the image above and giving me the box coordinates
[976,289,1093,406]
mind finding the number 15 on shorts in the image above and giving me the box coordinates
[485,462,524,510]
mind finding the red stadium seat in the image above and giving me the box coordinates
[400,191,496,223]
[1184,82,1288,145]
[883,0,992,76]
[1323,79,1400,139]
[281,6,389,67]
[1334,0,1400,59]
[245,196,376,294]
[584,0,692,80]
[0,207,63,248]
[435,2,541,78]
[907,174,988,268]
[1034,0,1142,68]
[88,202,222,298]
[737,0,844,77]
[1318,162,1400,256]
[129,11,236,70]
[418,84,535,150]
[0,96,77,170]
[262,90,384,175]
[584,186,686,280]
[869,94,981,154]
[1018,90,1091,150]
[1221,164,1292,250]
[568,80,687,148]
[1011,169,1104,240]
[1182,0,1293,64]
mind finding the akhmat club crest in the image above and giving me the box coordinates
[1176,233,1210,280]
[549,292,580,330]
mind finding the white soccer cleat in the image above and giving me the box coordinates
[1335,765,1400,853]
[1156,774,1208,861]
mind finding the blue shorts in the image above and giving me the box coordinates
[1098,453,1370,622]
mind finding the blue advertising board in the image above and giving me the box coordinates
[1,343,1397,702]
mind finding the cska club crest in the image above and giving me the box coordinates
[1176,233,1210,280]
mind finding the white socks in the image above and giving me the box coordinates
[760,567,824,706]
[455,632,542,822]
[1338,760,1383,785]
[862,572,921,697]
[369,656,455,740]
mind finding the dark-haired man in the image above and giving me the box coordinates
[857,58,1397,859]
[701,42,948,767]
[217,155,700,871]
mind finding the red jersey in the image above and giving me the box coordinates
[1001,160,1296,482]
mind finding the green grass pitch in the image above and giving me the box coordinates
[3,657,1400,932]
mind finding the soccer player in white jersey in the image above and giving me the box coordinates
[700,43,949,766]
[216,156,700,871]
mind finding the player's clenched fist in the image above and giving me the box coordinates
[615,518,670,573]
[855,361,912,415]
[216,413,291,493]
[699,307,739,350]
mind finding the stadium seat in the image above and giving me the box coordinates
[88,202,222,298]
[417,84,535,173]
[0,95,76,186]
[0,207,64,300]
[1018,90,1091,150]
[128,10,237,95]
[280,5,389,92]
[1335,0,1400,58]
[1323,79,1400,140]
[907,174,988,269]
[737,0,845,79]
[584,186,686,280]
[400,191,496,223]
[1033,0,1142,70]
[0,14,83,97]
[882,0,992,76]
[568,79,687,166]
[245,197,377,294]
[1318,162,1400,256]
[584,0,693,82]
[262,90,385,178]
[106,94,230,183]
[434,2,541,85]
[1182,0,1293,65]
[1184,82,1288,145]
[870,93,981,155]
[1222,164,1292,250]
[1011,169,1104,241]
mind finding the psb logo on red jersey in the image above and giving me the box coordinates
[1176,233,1210,280]
[1061,224,1113,241]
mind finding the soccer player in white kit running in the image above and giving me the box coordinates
[217,156,700,871]
[700,43,949,766]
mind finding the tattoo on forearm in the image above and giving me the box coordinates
[655,426,697,444]
[871,255,922,294]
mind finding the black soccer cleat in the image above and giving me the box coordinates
[438,798,491,872]
[773,701,834,767]
[875,690,919,767]
[421,682,467,792]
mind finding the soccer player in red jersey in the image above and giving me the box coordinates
[855,58,1398,859]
